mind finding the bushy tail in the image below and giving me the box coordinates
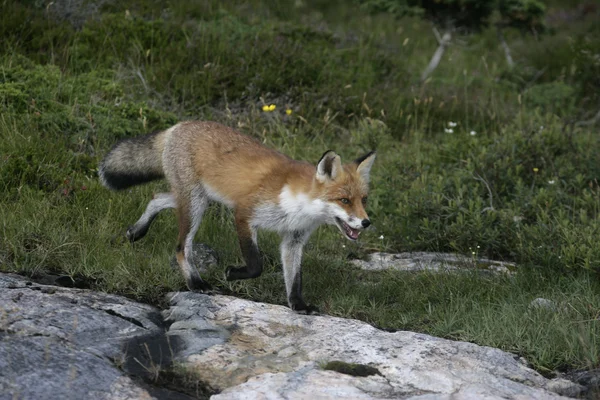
[99,130,166,190]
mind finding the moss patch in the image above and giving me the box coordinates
[322,361,381,377]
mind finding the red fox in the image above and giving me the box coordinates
[99,121,375,313]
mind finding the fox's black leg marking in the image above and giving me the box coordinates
[288,271,319,314]
[126,218,155,242]
[127,193,176,242]
[226,237,263,280]
[292,303,320,315]
[280,230,319,314]
[226,215,263,281]
[187,274,214,292]
[287,243,320,314]
[288,269,304,307]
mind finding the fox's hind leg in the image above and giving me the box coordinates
[127,192,176,242]
[175,187,211,291]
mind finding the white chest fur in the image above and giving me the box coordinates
[251,185,326,233]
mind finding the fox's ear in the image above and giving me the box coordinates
[354,151,376,184]
[316,150,342,182]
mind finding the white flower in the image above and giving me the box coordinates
[470,130,477,136]
[444,128,454,133]
[548,180,555,185]
[379,235,384,240]
[448,121,457,127]
[342,245,346,248]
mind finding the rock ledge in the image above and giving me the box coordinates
[164,292,581,399]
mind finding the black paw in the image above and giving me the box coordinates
[291,302,320,315]
[225,266,238,281]
[225,265,262,281]
[126,225,148,242]
[186,277,215,293]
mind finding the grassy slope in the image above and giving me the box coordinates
[1,0,599,374]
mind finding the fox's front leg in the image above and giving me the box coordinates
[280,230,318,314]
[225,212,263,280]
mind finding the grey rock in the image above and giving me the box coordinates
[171,243,219,273]
[0,336,149,400]
[351,252,516,274]
[162,292,231,359]
[546,378,589,398]
[0,272,585,400]
[561,368,600,398]
[0,273,193,400]
[162,292,583,399]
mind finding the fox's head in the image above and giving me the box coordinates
[315,150,376,241]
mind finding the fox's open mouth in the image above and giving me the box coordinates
[335,217,361,241]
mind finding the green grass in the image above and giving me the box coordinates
[1,0,600,376]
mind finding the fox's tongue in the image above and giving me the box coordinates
[344,223,360,240]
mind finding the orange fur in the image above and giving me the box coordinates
[100,121,376,313]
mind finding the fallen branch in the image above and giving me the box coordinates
[575,109,600,127]
[421,29,452,82]
[496,26,514,68]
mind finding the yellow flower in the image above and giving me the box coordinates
[286,109,292,115]
[533,167,539,173]
[262,104,276,112]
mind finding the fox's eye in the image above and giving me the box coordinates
[340,198,350,205]
[362,197,368,205]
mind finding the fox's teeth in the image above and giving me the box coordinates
[335,217,361,241]
[343,222,360,239]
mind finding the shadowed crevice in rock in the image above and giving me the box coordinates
[104,308,146,328]
[119,332,184,379]
[0,273,206,400]
[119,332,215,399]
[9,271,102,289]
